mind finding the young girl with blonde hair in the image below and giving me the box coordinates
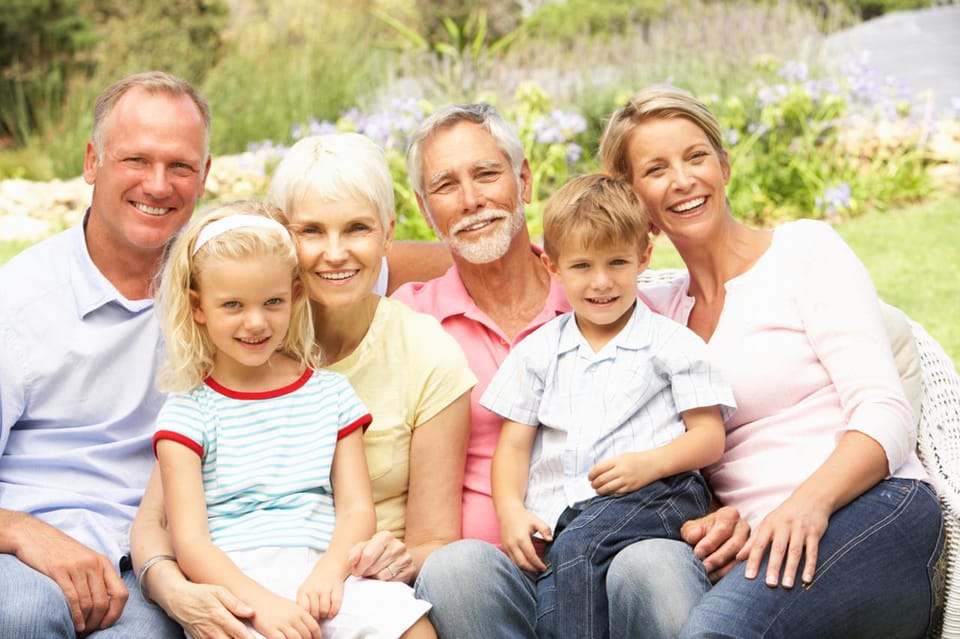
[152,200,433,639]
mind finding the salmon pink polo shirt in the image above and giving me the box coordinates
[392,250,571,547]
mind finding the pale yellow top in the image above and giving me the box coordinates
[328,297,476,539]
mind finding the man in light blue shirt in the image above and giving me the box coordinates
[0,71,223,638]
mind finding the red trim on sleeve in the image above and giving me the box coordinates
[153,430,204,458]
[337,414,373,440]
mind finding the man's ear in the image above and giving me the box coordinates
[83,140,99,185]
[190,290,206,325]
[199,154,213,197]
[415,193,437,232]
[541,252,561,281]
[520,159,533,204]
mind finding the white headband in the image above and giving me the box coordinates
[192,215,291,256]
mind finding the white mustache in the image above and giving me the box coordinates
[451,210,509,235]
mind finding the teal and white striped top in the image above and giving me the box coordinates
[154,368,371,552]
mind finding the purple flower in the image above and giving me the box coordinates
[533,109,587,145]
[778,60,808,83]
[818,183,852,216]
[566,143,582,166]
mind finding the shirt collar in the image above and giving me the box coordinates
[71,210,154,318]
[556,297,653,357]
[429,244,571,323]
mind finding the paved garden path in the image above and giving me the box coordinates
[825,5,960,116]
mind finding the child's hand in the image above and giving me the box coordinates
[298,562,346,621]
[589,451,662,495]
[498,505,552,574]
[736,491,830,589]
[249,590,321,639]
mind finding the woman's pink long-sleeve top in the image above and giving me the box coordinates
[640,219,929,527]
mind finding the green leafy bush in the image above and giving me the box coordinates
[0,0,94,144]
[521,0,666,42]
[713,56,933,224]
[203,1,382,155]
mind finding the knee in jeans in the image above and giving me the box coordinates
[613,538,691,574]
[0,575,73,636]
[416,539,501,597]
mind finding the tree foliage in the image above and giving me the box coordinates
[81,0,228,82]
[0,0,95,142]
[0,0,227,146]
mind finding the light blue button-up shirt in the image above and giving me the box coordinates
[0,217,164,565]
[481,300,736,531]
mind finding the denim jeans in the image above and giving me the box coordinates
[414,478,712,639]
[607,538,711,639]
[675,478,944,639]
[415,539,538,639]
[0,554,183,638]
[536,472,711,639]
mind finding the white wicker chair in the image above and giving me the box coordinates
[913,320,960,638]
[637,269,960,638]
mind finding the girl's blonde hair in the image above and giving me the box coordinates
[543,174,650,261]
[155,200,318,393]
[600,85,725,182]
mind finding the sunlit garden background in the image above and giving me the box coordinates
[1,0,958,363]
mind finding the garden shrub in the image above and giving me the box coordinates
[0,0,94,144]
[715,55,933,223]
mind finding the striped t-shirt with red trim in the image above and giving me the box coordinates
[154,368,371,552]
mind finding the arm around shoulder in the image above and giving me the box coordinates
[385,241,452,295]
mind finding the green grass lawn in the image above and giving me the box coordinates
[3,195,958,366]
[649,195,960,368]
[0,239,36,264]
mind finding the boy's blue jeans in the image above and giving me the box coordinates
[535,471,711,639]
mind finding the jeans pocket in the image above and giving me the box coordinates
[656,473,711,539]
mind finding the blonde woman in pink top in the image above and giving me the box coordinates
[598,85,943,638]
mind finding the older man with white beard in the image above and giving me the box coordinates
[391,103,570,553]
[390,103,649,639]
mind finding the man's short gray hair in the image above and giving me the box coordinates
[406,103,525,199]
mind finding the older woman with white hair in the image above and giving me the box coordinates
[264,133,475,585]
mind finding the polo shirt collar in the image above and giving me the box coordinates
[429,244,571,322]
[70,210,154,318]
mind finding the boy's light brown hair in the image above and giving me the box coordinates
[542,173,650,260]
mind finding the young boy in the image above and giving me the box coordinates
[481,174,736,639]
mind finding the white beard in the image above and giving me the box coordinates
[433,203,526,264]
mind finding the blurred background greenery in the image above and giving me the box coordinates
[1,0,958,363]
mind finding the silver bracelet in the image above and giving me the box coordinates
[136,554,177,605]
